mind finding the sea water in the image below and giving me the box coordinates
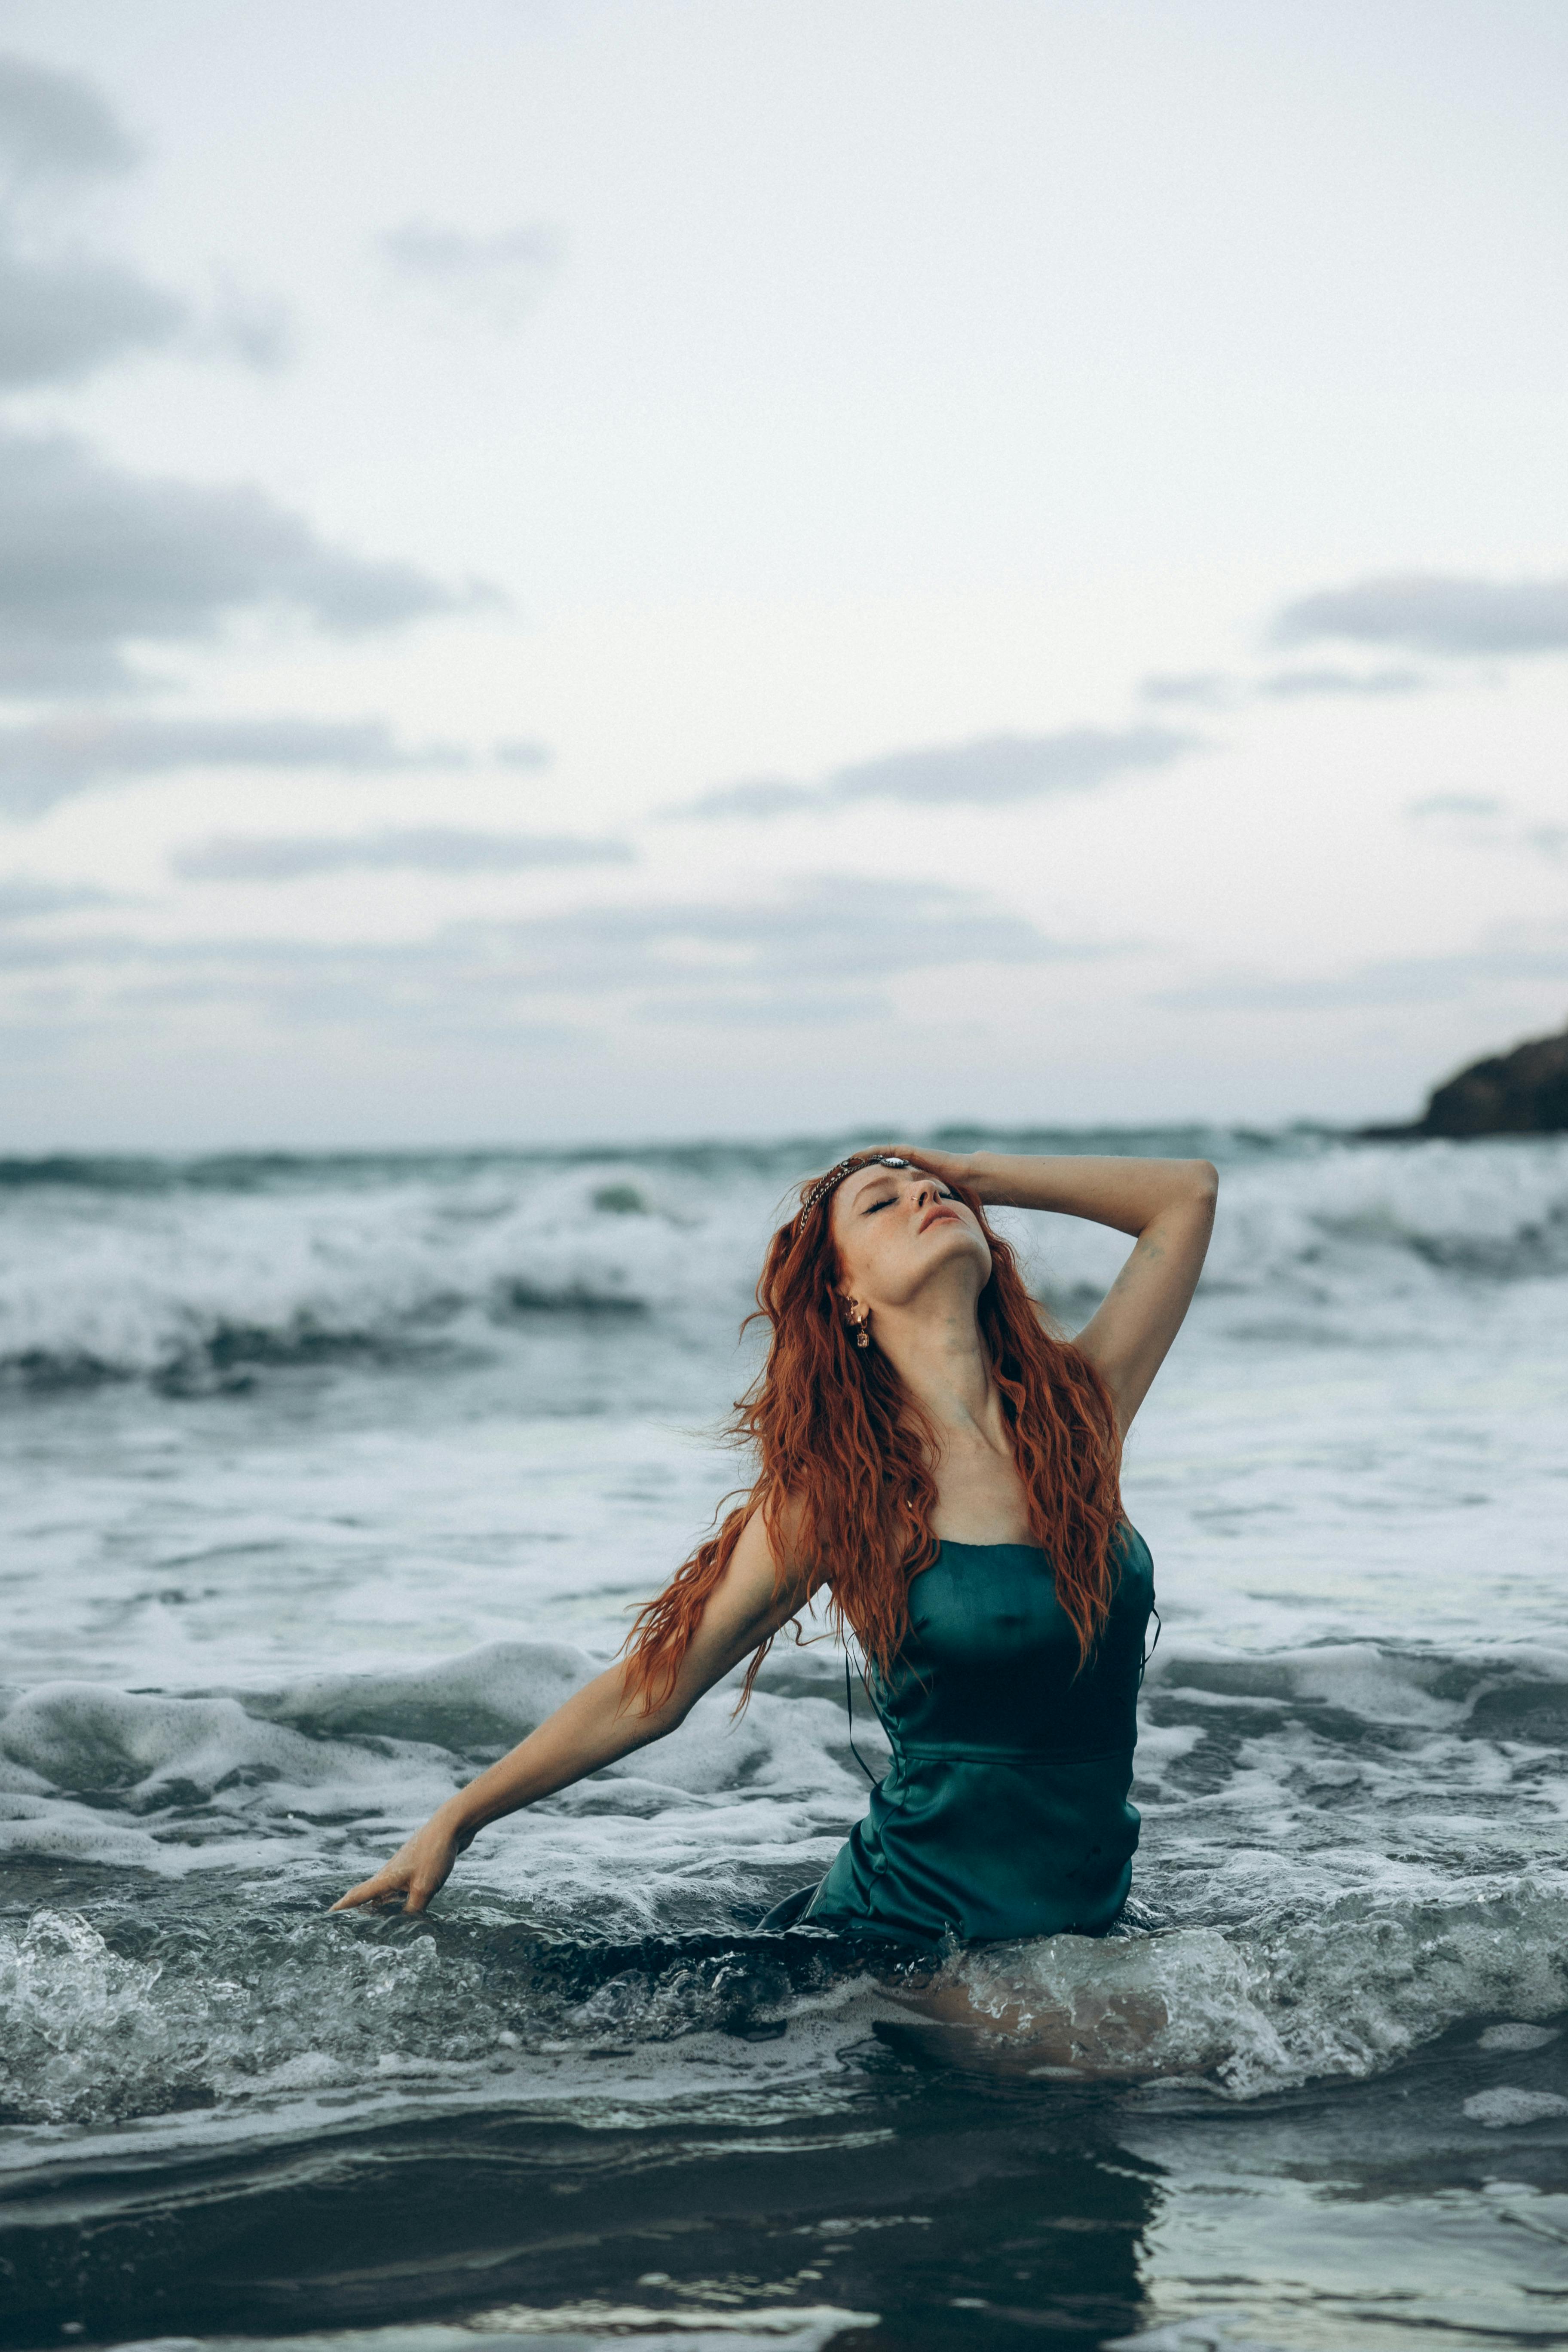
[1,1128,1565,2352]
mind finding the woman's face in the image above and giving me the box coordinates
[828,1161,992,1314]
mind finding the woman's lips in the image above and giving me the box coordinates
[919,1207,962,1234]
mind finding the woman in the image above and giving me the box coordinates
[332,1148,1216,1942]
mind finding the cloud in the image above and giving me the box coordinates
[493,738,550,769]
[1273,574,1568,657]
[0,431,490,695]
[0,247,185,389]
[490,873,1094,995]
[1139,673,1239,709]
[0,871,110,920]
[687,778,824,819]
[831,729,1195,805]
[380,220,564,330]
[1256,665,1427,698]
[0,713,472,817]
[1152,927,1568,1013]
[0,59,492,796]
[172,828,633,881]
[201,278,294,372]
[0,52,138,184]
[1408,792,1504,819]
[1141,665,1427,707]
[680,726,1198,820]
[1405,792,1568,865]
[0,55,180,391]
[0,874,1130,1033]
[0,58,288,391]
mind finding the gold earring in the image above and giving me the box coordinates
[846,1301,871,1350]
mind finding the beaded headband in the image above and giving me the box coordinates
[792,1153,912,1237]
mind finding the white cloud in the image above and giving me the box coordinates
[0,712,474,817]
[173,829,631,882]
[679,726,1198,820]
[0,870,110,920]
[1152,925,1568,1013]
[0,873,1130,1035]
[1274,574,1568,657]
[379,219,564,331]
[0,50,138,183]
[0,246,184,390]
[0,432,490,697]
[1256,666,1427,699]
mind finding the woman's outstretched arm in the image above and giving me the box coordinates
[904,1147,1218,1433]
[330,1507,810,1916]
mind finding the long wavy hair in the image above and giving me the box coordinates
[624,1155,1124,1711]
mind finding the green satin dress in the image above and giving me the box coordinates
[778,1524,1155,1947]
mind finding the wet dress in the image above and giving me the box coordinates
[767,1524,1155,1947]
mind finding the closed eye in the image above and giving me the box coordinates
[863,1185,958,1215]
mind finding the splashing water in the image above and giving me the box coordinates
[3,1129,1566,2349]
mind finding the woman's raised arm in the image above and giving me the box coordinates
[902,1147,1218,1435]
[330,1508,811,1916]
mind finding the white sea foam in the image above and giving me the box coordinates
[936,1879,1568,2095]
[2,1135,1565,1386]
[3,1130,1566,2161]
[0,1156,766,1387]
[1464,2087,1568,2128]
[1108,2321,1289,2352]
[1,1623,1566,2127]
[1479,2021,1560,2052]
[1108,2319,1289,2352]
[6,1853,1567,2135]
[0,1647,867,1908]
[104,2306,880,2349]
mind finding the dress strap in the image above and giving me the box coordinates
[1137,1603,1162,1688]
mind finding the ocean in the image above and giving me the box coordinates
[1,1127,1566,2352]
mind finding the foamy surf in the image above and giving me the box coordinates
[3,1128,1566,2348]
[3,1133,1565,1389]
[3,1630,1565,2131]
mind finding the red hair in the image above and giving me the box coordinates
[624,1157,1124,1710]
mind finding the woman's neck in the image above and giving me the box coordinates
[871,1293,1003,1446]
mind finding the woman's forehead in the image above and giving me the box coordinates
[836,1158,916,1209]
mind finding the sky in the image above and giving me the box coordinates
[1,0,1565,1151]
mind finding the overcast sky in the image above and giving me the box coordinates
[1,0,1565,1149]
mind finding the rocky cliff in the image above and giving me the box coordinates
[1363,1018,1568,1139]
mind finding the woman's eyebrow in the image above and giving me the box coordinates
[845,1170,906,1207]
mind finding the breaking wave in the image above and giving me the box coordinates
[3,1632,1566,2127]
[1,1130,1565,1391]
[0,1158,718,1392]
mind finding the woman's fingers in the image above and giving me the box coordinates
[329,1837,458,1914]
[328,1870,407,1911]
[329,1847,418,1910]
[889,1142,969,1182]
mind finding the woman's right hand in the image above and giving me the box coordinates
[324,1539,809,1921]
[329,1804,475,1916]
